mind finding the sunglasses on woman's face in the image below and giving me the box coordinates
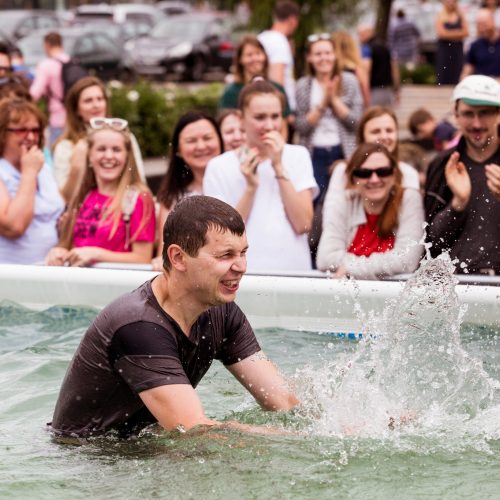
[7,127,41,137]
[307,33,331,43]
[89,117,128,131]
[352,166,395,179]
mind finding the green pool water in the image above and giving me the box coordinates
[0,297,498,499]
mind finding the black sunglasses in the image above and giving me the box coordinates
[352,166,395,179]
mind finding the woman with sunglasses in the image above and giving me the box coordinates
[204,79,318,272]
[0,98,64,264]
[219,35,291,119]
[316,142,424,279]
[295,33,363,195]
[53,76,145,202]
[151,111,223,271]
[46,118,155,267]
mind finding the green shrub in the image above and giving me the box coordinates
[108,81,224,158]
[400,63,436,85]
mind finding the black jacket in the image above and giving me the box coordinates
[424,129,500,272]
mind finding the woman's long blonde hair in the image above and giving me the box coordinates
[332,31,362,72]
[59,127,153,249]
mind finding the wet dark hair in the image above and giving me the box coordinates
[157,111,223,210]
[162,195,245,271]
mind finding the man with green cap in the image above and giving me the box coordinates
[425,74,500,275]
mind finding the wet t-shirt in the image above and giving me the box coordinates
[51,279,260,438]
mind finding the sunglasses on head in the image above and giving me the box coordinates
[352,166,395,179]
[89,117,128,131]
[307,33,331,43]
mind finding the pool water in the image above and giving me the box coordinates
[1,260,499,499]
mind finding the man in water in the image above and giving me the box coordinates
[425,75,500,275]
[51,196,298,438]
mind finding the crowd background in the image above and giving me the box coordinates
[0,0,499,278]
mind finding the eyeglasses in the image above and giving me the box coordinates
[6,127,41,137]
[89,117,128,131]
[307,33,331,43]
[456,108,498,120]
[0,75,24,85]
[352,166,395,179]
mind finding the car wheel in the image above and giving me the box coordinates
[188,56,205,82]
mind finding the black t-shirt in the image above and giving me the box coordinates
[51,279,260,438]
[368,38,393,88]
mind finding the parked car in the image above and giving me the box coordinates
[156,1,193,16]
[0,10,62,46]
[124,12,235,81]
[18,26,134,82]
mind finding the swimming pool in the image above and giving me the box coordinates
[1,258,499,498]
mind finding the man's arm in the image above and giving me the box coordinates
[226,351,299,411]
[139,383,216,430]
[139,356,298,433]
[460,63,474,80]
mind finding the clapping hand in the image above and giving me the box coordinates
[485,163,500,201]
[444,152,471,211]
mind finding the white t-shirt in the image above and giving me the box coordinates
[204,145,318,272]
[258,30,296,110]
[310,78,340,147]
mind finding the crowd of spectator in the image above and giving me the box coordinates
[0,0,499,279]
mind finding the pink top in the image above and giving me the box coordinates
[30,54,70,128]
[73,190,156,252]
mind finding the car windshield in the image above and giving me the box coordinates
[150,18,207,40]
[0,13,25,36]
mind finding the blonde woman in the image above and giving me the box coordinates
[295,33,363,194]
[332,30,370,107]
[46,118,155,266]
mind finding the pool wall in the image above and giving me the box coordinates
[0,265,497,333]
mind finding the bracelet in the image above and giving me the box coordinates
[275,174,289,181]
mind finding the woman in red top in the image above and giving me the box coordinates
[316,143,424,279]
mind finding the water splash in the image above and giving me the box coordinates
[294,255,499,438]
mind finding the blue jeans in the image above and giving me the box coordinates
[49,126,63,148]
[312,145,344,196]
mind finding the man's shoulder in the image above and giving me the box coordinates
[96,280,159,329]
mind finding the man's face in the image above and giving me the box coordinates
[455,101,499,152]
[287,15,299,36]
[184,228,248,307]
